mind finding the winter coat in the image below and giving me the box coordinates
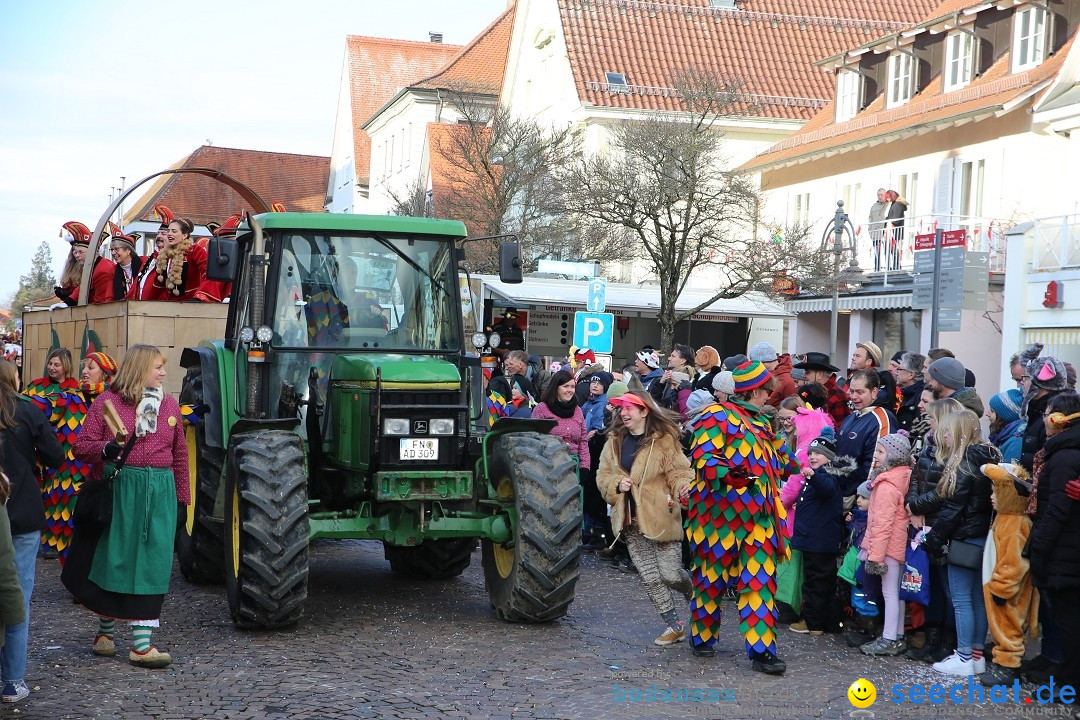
[596,431,693,543]
[693,367,720,393]
[506,400,532,419]
[989,418,1026,465]
[823,375,850,428]
[0,507,25,639]
[836,406,897,496]
[1028,422,1080,589]
[923,443,1001,552]
[639,367,663,392]
[2,397,65,535]
[766,354,798,406]
[895,380,924,434]
[861,464,912,564]
[531,403,590,469]
[582,393,608,433]
[792,458,853,554]
[1021,392,1053,473]
[779,406,835,534]
[948,386,985,418]
[907,440,945,522]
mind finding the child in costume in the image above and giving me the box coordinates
[978,463,1039,686]
[686,361,797,674]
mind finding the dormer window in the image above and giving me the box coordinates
[887,52,914,108]
[944,31,974,91]
[835,70,860,122]
[605,72,629,94]
[1013,6,1047,71]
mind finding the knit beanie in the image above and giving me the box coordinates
[723,354,749,371]
[732,361,771,393]
[607,381,628,400]
[588,371,614,392]
[989,388,1023,424]
[685,389,714,416]
[927,357,966,390]
[857,480,873,499]
[712,371,735,396]
[84,351,119,377]
[695,345,720,370]
[807,426,836,462]
[877,431,912,468]
[748,342,778,363]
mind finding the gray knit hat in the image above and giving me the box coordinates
[723,354,749,371]
[685,389,714,416]
[927,357,966,390]
[807,427,837,462]
[712,370,735,395]
[857,480,873,499]
[877,431,912,467]
[748,342,778,363]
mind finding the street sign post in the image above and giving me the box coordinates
[573,312,614,354]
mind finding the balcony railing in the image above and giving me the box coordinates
[832,214,1008,280]
[1026,215,1080,271]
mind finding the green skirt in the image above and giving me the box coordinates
[88,465,177,595]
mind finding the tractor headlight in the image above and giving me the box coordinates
[382,418,409,435]
[471,332,487,349]
[429,419,454,435]
[256,325,273,343]
[239,327,255,343]
[487,331,501,349]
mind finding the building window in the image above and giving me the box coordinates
[835,70,860,122]
[793,192,810,226]
[944,31,974,91]
[1013,6,1047,71]
[873,310,922,362]
[842,183,861,215]
[888,53,914,107]
[958,159,984,217]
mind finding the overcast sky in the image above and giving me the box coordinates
[0,0,508,303]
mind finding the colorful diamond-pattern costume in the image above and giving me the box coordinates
[24,377,91,563]
[686,399,798,658]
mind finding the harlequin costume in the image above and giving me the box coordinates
[686,361,797,670]
[23,375,91,561]
[56,221,116,305]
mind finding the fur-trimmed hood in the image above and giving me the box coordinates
[824,455,858,478]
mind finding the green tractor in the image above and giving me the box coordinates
[178,212,582,628]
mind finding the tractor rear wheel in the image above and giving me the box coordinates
[384,538,477,579]
[482,433,581,622]
[224,430,309,629]
[177,364,225,584]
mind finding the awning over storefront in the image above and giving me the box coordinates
[785,293,913,313]
[477,275,791,319]
[1024,326,1080,349]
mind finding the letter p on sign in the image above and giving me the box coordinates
[573,312,614,354]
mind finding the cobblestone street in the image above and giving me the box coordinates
[13,541,1069,720]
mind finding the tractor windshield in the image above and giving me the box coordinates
[271,233,460,352]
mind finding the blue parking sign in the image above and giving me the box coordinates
[587,277,607,312]
[573,312,614,354]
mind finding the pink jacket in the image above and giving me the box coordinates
[531,402,590,468]
[861,465,912,564]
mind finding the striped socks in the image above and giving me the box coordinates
[132,625,153,652]
[97,617,115,639]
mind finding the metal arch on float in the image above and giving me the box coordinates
[77,168,271,305]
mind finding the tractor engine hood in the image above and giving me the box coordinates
[331,354,461,388]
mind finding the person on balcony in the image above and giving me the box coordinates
[885,190,908,271]
[869,188,890,272]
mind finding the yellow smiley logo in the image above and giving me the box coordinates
[848,678,876,708]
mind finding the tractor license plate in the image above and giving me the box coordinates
[399,438,438,460]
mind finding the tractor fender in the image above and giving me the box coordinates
[478,417,556,484]
[181,346,225,450]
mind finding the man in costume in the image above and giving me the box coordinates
[135,204,173,299]
[686,360,797,674]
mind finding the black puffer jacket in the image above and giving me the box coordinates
[923,443,1001,552]
[906,440,944,521]
[1021,392,1053,473]
[2,399,65,535]
[1029,423,1080,589]
[895,380,924,434]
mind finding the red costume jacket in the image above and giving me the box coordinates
[143,244,209,302]
[66,256,116,304]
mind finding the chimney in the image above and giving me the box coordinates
[429,31,443,43]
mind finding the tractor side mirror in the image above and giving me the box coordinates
[206,237,239,282]
[498,241,523,284]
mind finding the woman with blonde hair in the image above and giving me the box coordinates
[921,409,1001,676]
[596,389,693,647]
[0,359,63,702]
[23,347,90,561]
[63,345,190,669]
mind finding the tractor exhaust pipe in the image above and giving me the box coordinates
[246,214,267,417]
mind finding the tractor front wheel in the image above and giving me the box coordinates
[482,432,581,622]
[384,538,477,579]
[224,430,309,629]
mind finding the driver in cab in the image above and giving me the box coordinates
[355,297,388,331]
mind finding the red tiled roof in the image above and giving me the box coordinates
[346,37,463,184]
[741,30,1075,172]
[123,145,329,225]
[413,5,516,94]
[557,0,941,120]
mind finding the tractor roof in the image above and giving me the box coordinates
[248,212,467,239]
